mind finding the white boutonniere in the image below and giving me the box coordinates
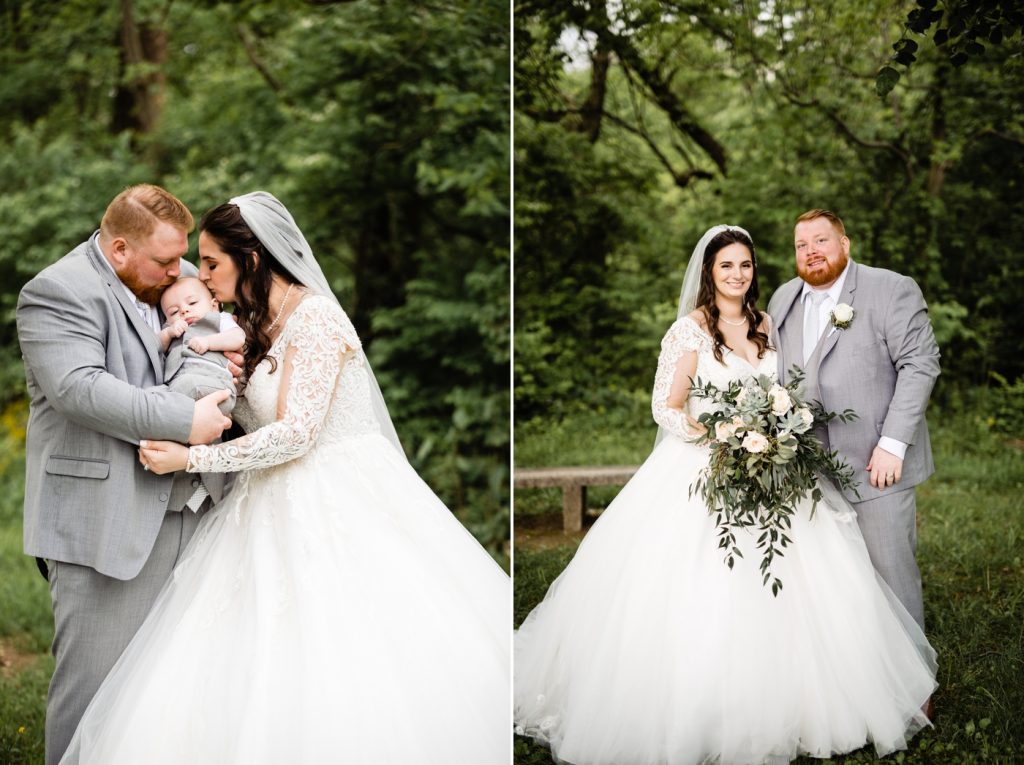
[830,303,854,330]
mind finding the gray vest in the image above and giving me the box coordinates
[795,297,831,451]
[163,311,233,384]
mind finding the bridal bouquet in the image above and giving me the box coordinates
[687,368,859,596]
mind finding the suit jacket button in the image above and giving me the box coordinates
[191,478,200,488]
[159,492,169,502]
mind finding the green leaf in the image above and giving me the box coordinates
[876,66,901,97]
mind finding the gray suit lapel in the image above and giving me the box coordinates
[817,261,859,367]
[773,283,803,383]
[85,238,163,380]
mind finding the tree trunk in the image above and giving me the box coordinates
[575,41,610,143]
[111,0,167,135]
[573,0,610,144]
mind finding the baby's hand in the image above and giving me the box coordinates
[170,319,189,337]
[188,337,210,354]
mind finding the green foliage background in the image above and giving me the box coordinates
[513,2,1024,761]
[0,0,510,558]
[514,0,1024,429]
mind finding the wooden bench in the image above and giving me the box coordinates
[514,466,639,532]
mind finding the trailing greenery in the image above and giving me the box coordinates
[688,371,860,594]
[878,1,1024,95]
[513,404,1024,763]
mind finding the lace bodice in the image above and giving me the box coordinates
[652,315,776,438]
[188,295,381,473]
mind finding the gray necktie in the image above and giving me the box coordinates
[803,291,828,363]
[134,297,155,332]
[185,477,209,513]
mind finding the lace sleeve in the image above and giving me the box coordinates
[651,317,708,438]
[186,297,358,473]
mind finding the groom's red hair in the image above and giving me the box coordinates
[101,184,194,241]
[795,209,846,237]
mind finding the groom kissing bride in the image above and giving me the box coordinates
[19,184,510,765]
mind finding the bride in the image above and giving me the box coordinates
[514,225,936,765]
[61,192,510,764]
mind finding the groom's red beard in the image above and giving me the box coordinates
[117,263,176,307]
[797,251,849,287]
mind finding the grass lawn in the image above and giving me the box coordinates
[513,402,1024,764]
[0,449,51,765]
[0,432,509,764]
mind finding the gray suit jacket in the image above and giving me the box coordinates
[767,261,940,502]
[18,234,225,580]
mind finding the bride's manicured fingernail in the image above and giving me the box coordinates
[140,440,148,448]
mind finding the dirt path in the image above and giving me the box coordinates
[0,636,43,678]
[514,512,591,550]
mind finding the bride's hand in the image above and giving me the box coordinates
[684,415,707,438]
[139,440,190,474]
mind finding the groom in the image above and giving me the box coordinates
[768,209,940,631]
[17,184,235,765]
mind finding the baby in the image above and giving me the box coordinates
[158,277,245,416]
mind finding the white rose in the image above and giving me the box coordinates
[742,431,768,453]
[833,303,854,323]
[716,419,741,442]
[769,386,792,416]
[735,387,749,406]
[799,407,813,427]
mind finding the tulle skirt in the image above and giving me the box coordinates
[514,435,936,765]
[63,433,510,764]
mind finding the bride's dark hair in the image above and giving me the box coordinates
[200,202,296,382]
[695,229,771,364]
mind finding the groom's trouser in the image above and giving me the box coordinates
[853,488,924,630]
[46,506,206,765]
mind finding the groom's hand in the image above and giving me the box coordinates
[188,389,232,445]
[866,446,903,489]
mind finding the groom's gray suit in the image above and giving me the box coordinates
[768,260,940,628]
[17,233,227,765]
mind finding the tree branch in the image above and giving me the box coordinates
[589,20,728,175]
[777,86,915,182]
[975,127,1024,147]
[234,23,294,106]
[602,111,714,189]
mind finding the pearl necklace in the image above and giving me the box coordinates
[719,315,747,326]
[267,283,294,333]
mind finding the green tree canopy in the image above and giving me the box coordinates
[0,0,509,554]
[515,0,1024,423]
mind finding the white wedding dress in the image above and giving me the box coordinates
[63,295,510,764]
[514,316,936,765]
